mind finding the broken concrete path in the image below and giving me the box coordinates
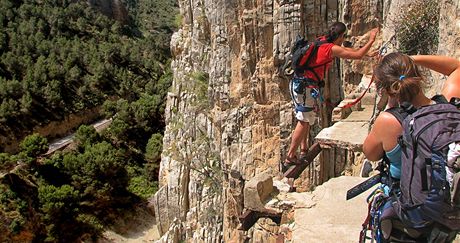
[288,176,376,243]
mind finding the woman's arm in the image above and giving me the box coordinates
[412,55,460,101]
[411,55,460,76]
[363,121,385,161]
[363,111,402,161]
[331,28,379,60]
[442,68,460,101]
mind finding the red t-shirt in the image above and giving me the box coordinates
[303,38,334,81]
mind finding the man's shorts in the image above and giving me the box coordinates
[289,81,317,124]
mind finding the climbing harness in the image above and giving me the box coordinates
[357,157,397,243]
[289,76,321,112]
[287,34,336,114]
[360,186,388,243]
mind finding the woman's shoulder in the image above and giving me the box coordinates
[373,111,403,133]
[319,42,335,59]
[376,111,402,124]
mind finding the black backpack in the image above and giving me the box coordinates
[283,35,332,79]
[386,95,460,231]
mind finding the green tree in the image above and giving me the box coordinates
[0,0,176,241]
[19,133,48,159]
[145,133,163,163]
[38,184,81,242]
[0,153,13,169]
[61,142,128,207]
[132,94,162,129]
[74,125,101,150]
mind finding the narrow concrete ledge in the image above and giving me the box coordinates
[315,121,369,151]
[321,103,374,150]
[342,105,374,122]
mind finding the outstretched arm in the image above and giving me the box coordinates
[412,55,460,100]
[331,28,379,60]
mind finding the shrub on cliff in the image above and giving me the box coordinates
[145,133,163,163]
[395,0,439,55]
[0,153,14,170]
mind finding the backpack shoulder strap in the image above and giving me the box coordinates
[303,39,327,67]
[386,95,454,125]
[431,94,448,104]
[303,39,331,81]
[385,107,408,125]
[431,94,460,109]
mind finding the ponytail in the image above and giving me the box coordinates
[374,52,427,103]
[388,77,423,102]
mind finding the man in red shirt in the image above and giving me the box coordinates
[284,22,379,168]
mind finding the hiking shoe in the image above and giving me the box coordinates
[299,149,308,161]
[360,159,373,177]
[280,157,300,173]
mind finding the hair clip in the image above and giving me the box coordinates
[399,75,406,81]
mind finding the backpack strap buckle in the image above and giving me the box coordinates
[400,102,417,114]
[449,97,460,108]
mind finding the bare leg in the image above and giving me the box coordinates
[300,122,310,152]
[287,120,310,159]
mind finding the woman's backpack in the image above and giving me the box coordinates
[283,35,332,79]
[386,95,460,232]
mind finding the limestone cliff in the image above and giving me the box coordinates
[154,0,460,242]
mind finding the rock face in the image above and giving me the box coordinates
[156,0,460,242]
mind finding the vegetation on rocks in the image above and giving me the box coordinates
[395,0,440,55]
[0,0,175,143]
[0,0,178,241]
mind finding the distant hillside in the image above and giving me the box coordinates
[0,0,178,242]
[0,0,177,152]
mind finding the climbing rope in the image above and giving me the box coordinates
[360,185,388,243]
[360,32,400,243]
[367,34,398,132]
[342,33,396,111]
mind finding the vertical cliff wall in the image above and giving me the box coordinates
[154,0,460,242]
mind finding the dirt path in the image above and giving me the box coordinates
[99,205,160,243]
